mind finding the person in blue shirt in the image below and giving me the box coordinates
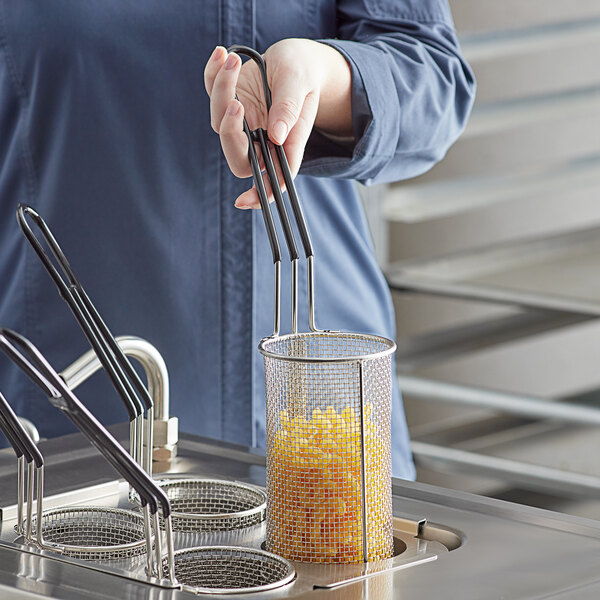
[0,0,474,479]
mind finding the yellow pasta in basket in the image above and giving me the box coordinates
[267,405,392,563]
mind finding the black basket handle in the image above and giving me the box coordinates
[0,329,170,518]
[16,205,151,420]
[0,393,44,467]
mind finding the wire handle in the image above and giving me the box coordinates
[16,204,156,474]
[227,45,320,334]
[227,46,314,260]
[0,399,26,461]
[0,329,166,517]
[0,328,176,581]
[0,389,45,541]
[0,393,43,468]
[16,205,143,417]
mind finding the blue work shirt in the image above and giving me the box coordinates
[0,1,474,479]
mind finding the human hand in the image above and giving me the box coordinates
[204,39,352,209]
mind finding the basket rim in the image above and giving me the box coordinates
[33,506,148,554]
[171,545,295,594]
[258,330,396,363]
[156,478,267,522]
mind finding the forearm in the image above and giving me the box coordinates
[302,1,476,184]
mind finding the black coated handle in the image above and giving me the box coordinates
[242,118,282,263]
[0,392,43,468]
[226,46,287,264]
[0,397,26,461]
[16,205,152,420]
[0,409,25,459]
[227,44,314,263]
[0,329,170,518]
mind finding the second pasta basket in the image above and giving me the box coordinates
[230,45,396,564]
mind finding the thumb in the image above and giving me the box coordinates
[267,69,308,145]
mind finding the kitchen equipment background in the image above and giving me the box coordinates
[17,205,271,540]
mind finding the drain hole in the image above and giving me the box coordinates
[393,536,407,557]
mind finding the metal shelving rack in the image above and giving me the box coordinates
[386,227,600,511]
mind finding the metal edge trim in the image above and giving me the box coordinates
[33,506,149,554]
[172,545,296,594]
[154,478,267,522]
[313,553,438,589]
[258,332,396,363]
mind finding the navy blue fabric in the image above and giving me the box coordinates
[0,0,474,479]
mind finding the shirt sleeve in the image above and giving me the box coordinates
[300,0,476,185]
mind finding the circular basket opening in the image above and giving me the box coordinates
[259,331,396,364]
[166,546,295,594]
[158,479,266,532]
[26,507,148,560]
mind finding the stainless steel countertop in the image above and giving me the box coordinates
[1,427,600,599]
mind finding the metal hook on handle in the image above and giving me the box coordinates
[0,329,176,583]
[227,44,322,335]
[16,204,154,475]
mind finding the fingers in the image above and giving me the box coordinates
[281,91,319,177]
[235,158,286,209]
[234,92,317,209]
[267,66,310,145]
[203,46,227,96]
[234,186,261,210]
[220,100,252,178]
[209,52,241,133]
[205,43,321,210]
[206,49,255,179]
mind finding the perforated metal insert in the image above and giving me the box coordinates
[164,546,295,593]
[261,332,394,563]
[157,479,266,532]
[27,506,148,560]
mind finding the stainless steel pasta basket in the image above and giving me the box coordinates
[229,45,395,564]
[161,546,294,594]
[28,506,148,561]
[157,478,266,533]
[260,332,395,563]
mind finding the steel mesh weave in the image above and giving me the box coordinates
[28,506,148,560]
[261,332,394,563]
[158,479,266,532]
[163,546,295,592]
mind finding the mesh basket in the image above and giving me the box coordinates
[162,546,295,593]
[260,331,395,564]
[27,506,149,560]
[157,478,266,532]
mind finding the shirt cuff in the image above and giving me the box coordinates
[301,39,397,184]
